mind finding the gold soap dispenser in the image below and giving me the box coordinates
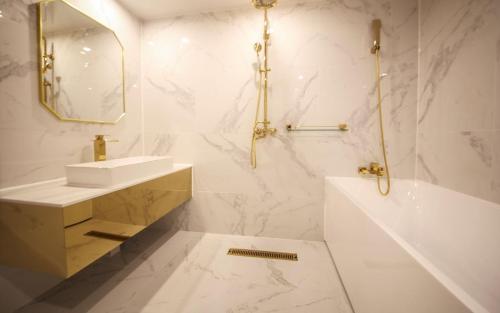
[93,135,118,161]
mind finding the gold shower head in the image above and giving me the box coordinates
[252,0,278,9]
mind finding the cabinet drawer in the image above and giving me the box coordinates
[63,201,92,227]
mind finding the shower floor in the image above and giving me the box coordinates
[17,230,352,313]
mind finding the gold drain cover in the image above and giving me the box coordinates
[227,248,298,261]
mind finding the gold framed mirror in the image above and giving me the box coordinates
[37,0,125,124]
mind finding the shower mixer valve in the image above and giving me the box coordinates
[358,162,386,177]
[253,123,277,140]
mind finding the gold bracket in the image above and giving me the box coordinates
[371,42,381,54]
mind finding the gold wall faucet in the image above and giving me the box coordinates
[358,162,386,177]
[93,135,118,161]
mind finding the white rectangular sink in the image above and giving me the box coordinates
[65,156,174,188]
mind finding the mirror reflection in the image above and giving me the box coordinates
[38,0,125,124]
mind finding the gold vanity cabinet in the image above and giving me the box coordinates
[92,167,192,226]
[0,167,192,278]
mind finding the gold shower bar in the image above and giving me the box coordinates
[286,123,349,132]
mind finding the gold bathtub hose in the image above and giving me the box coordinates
[374,48,391,196]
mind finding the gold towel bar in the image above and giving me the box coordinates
[286,123,349,132]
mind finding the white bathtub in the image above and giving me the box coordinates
[324,177,500,313]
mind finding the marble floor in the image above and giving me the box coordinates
[16,229,353,313]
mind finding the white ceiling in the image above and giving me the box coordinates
[118,0,290,21]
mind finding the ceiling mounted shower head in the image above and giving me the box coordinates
[252,0,278,9]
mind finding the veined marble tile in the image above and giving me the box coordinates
[0,1,39,132]
[16,231,352,313]
[496,20,500,130]
[387,0,418,179]
[492,130,500,204]
[418,0,497,130]
[144,131,325,239]
[417,0,500,204]
[141,3,411,136]
[0,128,142,188]
[417,130,495,202]
[184,191,323,240]
[142,0,418,242]
[141,0,405,141]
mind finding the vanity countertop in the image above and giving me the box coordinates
[0,163,192,208]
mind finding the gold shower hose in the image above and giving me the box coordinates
[374,48,391,196]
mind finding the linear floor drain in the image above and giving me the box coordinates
[227,248,298,261]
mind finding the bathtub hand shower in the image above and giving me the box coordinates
[358,19,391,196]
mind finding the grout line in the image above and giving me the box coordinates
[414,0,422,182]
[323,240,356,313]
[140,20,145,155]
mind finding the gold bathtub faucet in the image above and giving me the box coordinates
[358,162,386,177]
[93,135,118,161]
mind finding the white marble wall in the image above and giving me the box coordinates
[142,0,418,241]
[0,0,142,311]
[417,0,500,204]
[0,0,142,189]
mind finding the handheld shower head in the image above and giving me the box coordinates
[252,0,278,9]
[371,19,382,53]
[372,19,382,44]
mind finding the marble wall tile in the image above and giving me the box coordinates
[143,0,419,240]
[417,130,495,201]
[184,191,323,240]
[417,0,500,204]
[496,4,500,130]
[388,0,419,178]
[492,130,500,204]
[145,131,326,240]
